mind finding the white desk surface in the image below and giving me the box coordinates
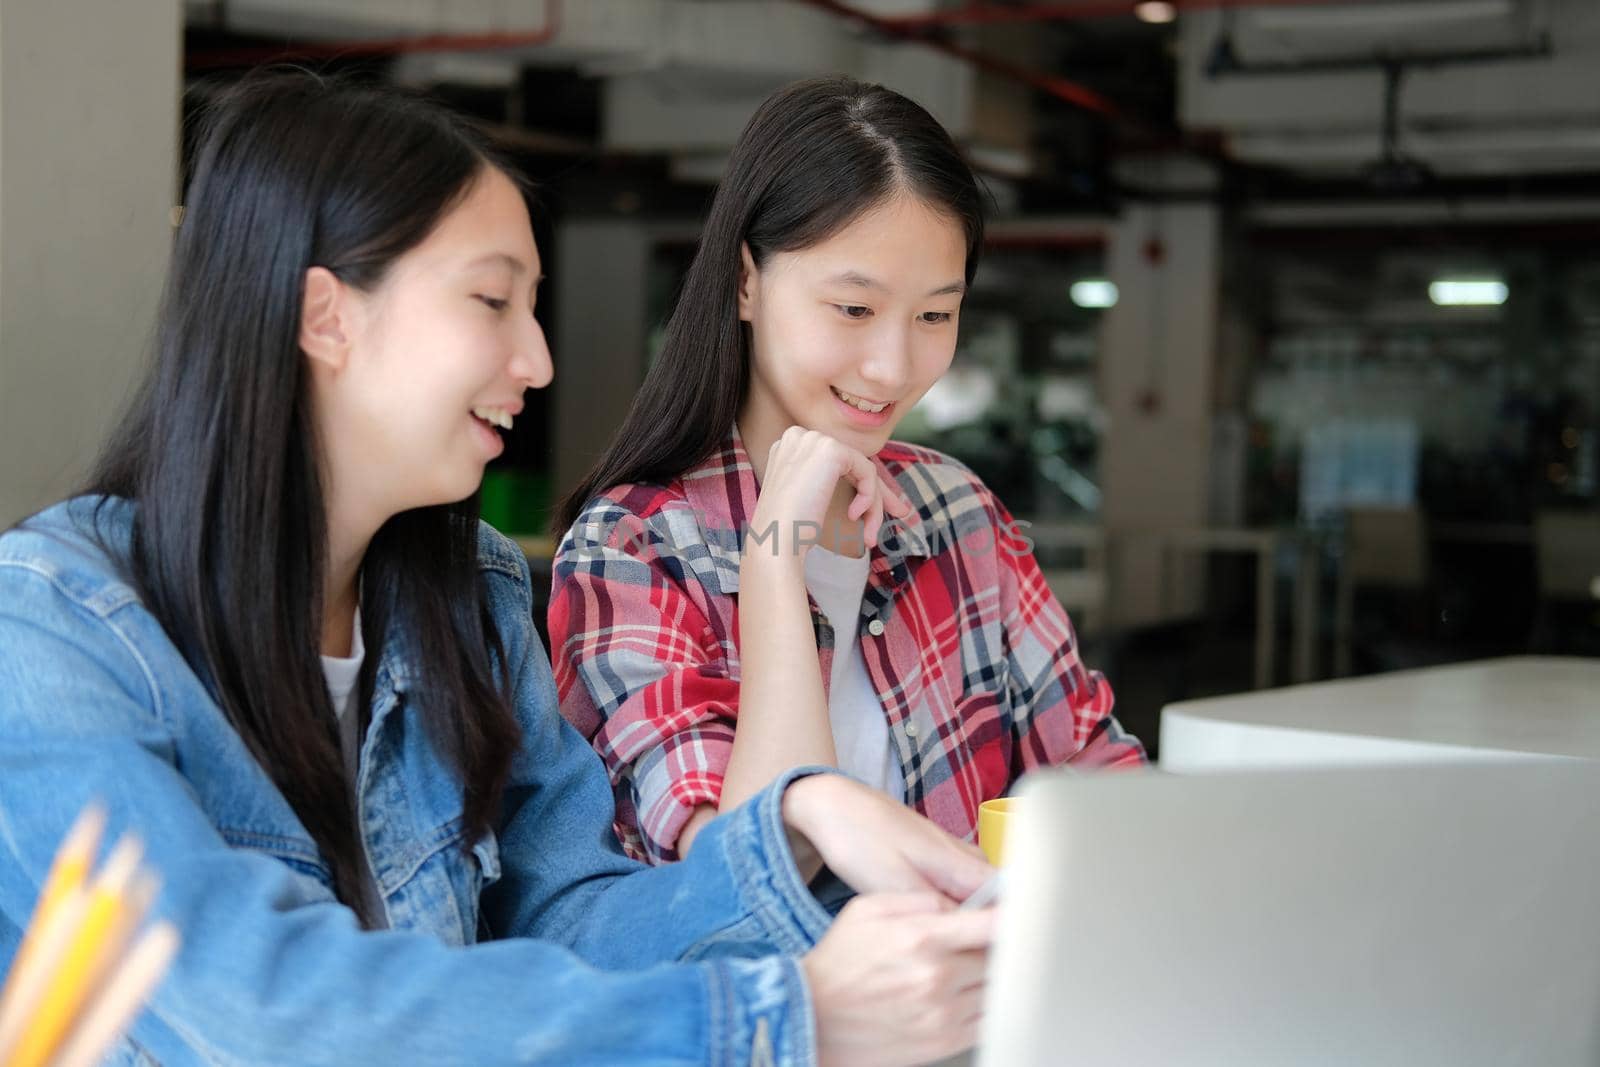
[1160,656,1600,771]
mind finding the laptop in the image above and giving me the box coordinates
[977,761,1600,1066]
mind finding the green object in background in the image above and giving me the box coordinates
[480,469,552,536]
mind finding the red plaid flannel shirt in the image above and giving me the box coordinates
[549,429,1145,863]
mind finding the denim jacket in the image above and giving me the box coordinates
[0,497,831,1065]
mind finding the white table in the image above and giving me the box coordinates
[1160,656,1600,772]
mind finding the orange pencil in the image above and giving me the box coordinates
[47,921,180,1067]
[0,888,92,1062]
[6,836,142,1067]
[0,804,104,1015]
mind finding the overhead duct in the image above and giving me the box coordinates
[186,0,1031,180]
[1179,0,1600,179]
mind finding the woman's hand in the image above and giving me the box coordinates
[781,774,994,902]
[715,429,912,828]
[803,893,994,1067]
[747,426,912,563]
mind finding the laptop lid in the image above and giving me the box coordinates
[978,762,1600,1067]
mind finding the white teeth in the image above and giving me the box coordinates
[833,388,889,414]
[472,406,514,431]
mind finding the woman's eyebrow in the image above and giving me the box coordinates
[825,270,966,297]
[464,251,529,275]
[826,270,886,292]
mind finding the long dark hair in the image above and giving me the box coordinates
[553,75,985,534]
[85,71,524,926]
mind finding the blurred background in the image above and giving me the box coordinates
[3,0,1597,752]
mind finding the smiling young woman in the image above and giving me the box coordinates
[0,71,1003,1067]
[550,75,1146,871]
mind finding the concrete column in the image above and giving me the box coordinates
[0,0,180,526]
[1099,203,1221,628]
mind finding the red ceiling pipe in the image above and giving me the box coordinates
[876,0,1362,30]
[187,0,560,72]
[906,30,1123,116]
[794,0,1124,118]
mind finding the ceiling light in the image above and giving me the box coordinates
[1135,1,1178,24]
[1071,280,1119,309]
[1429,279,1507,306]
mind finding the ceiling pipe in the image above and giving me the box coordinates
[795,0,1248,182]
[186,0,560,72]
[873,0,1383,30]
[793,0,1124,118]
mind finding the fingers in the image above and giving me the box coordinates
[920,991,986,1064]
[917,842,995,902]
[809,893,994,1067]
[826,789,994,901]
[900,940,992,1062]
[921,907,999,953]
[939,947,990,997]
[850,453,915,536]
[841,446,879,510]
[764,426,914,549]
[865,494,886,549]
[895,813,995,901]
[878,468,913,519]
[839,891,953,922]
[880,842,990,903]
[902,981,987,1065]
[839,448,908,547]
[841,895,997,953]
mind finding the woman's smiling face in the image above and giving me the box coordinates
[316,166,553,517]
[736,191,968,457]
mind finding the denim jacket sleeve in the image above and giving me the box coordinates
[479,546,832,972]
[0,547,826,1065]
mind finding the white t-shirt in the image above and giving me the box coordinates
[804,546,905,803]
[320,606,365,782]
[320,606,387,927]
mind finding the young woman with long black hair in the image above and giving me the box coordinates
[0,72,995,1067]
[550,76,1146,866]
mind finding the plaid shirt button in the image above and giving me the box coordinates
[904,722,920,738]
[866,618,886,636]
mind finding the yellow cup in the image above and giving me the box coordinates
[978,798,1020,866]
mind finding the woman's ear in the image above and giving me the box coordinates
[299,266,352,373]
[737,242,760,323]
